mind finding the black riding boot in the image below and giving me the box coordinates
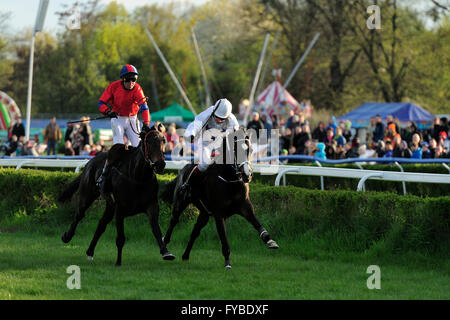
[96,161,111,194]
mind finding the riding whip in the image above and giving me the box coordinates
[67,115,109,124]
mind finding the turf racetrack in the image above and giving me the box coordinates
[0,204,448,300]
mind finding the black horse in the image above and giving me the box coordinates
[161,129,279,269]
[58,125,175,266]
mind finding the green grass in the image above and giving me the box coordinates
[0,206,449,300]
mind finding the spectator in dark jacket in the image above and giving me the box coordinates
[246,112,264,139]
[4,135,18,156]
[373,114,385,143]
[280,128,292,151]
[260,114,272,139]
[65,122,74,142]
[312,121,327,143]
[421,142,432,158]
[293,125,311,155]
[11,117,25,140]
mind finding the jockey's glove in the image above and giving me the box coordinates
[106,111,118,118]
[142,123,150,131]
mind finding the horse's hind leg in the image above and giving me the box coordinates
[115,213,125,266]
[85,202,115,260]
[147,202,175,261]
[239,200,279,249]
[61,192,97,243]
[163,197,189,246]
[182,211,210,261]
[213,216,232,269]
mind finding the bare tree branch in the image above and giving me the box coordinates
[431,0,449,11]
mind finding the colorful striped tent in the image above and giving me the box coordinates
[0,91,21,130]
[255,81,300,117]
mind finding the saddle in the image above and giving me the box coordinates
[107,144,136,166]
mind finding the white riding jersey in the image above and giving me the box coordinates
[184,105,239,141]
[184,105,239,171]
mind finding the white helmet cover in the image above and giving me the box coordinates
[213,98,232,119]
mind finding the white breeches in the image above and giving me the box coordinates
[111,115,140,147]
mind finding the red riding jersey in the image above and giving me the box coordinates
[98,80,150,125]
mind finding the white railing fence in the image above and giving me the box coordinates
[1,157,449,195]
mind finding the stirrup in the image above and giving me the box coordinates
[96,175,103,189]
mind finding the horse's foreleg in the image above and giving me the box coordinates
[147,202,175,261]
[182,211,209,261]
[213,216,232,269]
[115,214,125,266]
[239,200,279,250]
[163,198,188,246]
[85,203,115,260]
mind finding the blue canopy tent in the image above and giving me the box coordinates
[337,102,435,129]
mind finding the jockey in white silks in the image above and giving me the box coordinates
[180,98,239,191]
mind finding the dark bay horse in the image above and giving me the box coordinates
[161,129,279,269]
[58,125,175,266]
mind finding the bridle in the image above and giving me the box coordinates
[230,137,252,182]
[140,129,165,169]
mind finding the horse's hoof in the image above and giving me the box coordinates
[162,252,175,261]
[225,264,232,270]
[267,240,279,249]
[61,233,70,243]
[182,254,189,261]
[86,255,94,261]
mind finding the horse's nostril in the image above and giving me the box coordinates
[155,160,166,173]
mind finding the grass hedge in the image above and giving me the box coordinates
[0,168,448,256]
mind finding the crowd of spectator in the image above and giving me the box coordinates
[2,111,449,163]
[246,109,450,162]
[1,116,107,157]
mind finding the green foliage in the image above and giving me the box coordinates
[1,169,448,257]
[249,185,449,255]
[2,1,448,115]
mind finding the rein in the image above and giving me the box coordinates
[141,129,162,167]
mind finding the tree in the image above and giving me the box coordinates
[0,12,13,91]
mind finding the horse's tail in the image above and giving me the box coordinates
[160,178,177,204]
[58,175,82,203]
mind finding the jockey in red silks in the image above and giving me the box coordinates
[96,64,151,193]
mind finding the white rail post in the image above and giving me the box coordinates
[315,160,324,191]
[394,162,407,195]
[357,173,383,192]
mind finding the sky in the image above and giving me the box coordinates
[1,0,442,35]
[2,0,209,35]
